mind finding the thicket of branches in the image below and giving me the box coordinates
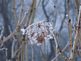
[0,0,81,61]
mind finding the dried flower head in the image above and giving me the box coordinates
[21,20,53,45]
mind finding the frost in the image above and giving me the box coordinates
[21,29,26,35]
[37,43,42,46]
[46,35,53,39]
[21,20,54,46]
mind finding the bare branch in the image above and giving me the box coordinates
[51,41,69,61]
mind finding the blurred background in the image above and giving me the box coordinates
[0,0,81,61]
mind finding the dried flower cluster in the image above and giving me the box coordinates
[21,21,53,45]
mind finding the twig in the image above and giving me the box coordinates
[18,0,24,25]
[51,41,69,61]
[25,0,36,27]
[12,0,18,27]
[52,32,58,61]
[68,19,73,60]
[74,0,79,18]
[70,5,81,60]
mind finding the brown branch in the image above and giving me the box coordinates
[25,0,36,27]
[18,0,24,25]
[74,0,79,18]
[68,19,73,60]
[70,5,81,60]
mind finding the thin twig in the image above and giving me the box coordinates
[71,5,81,60]
[51,41,69,61]
[68,19,73,60]
[52,32,58,61]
